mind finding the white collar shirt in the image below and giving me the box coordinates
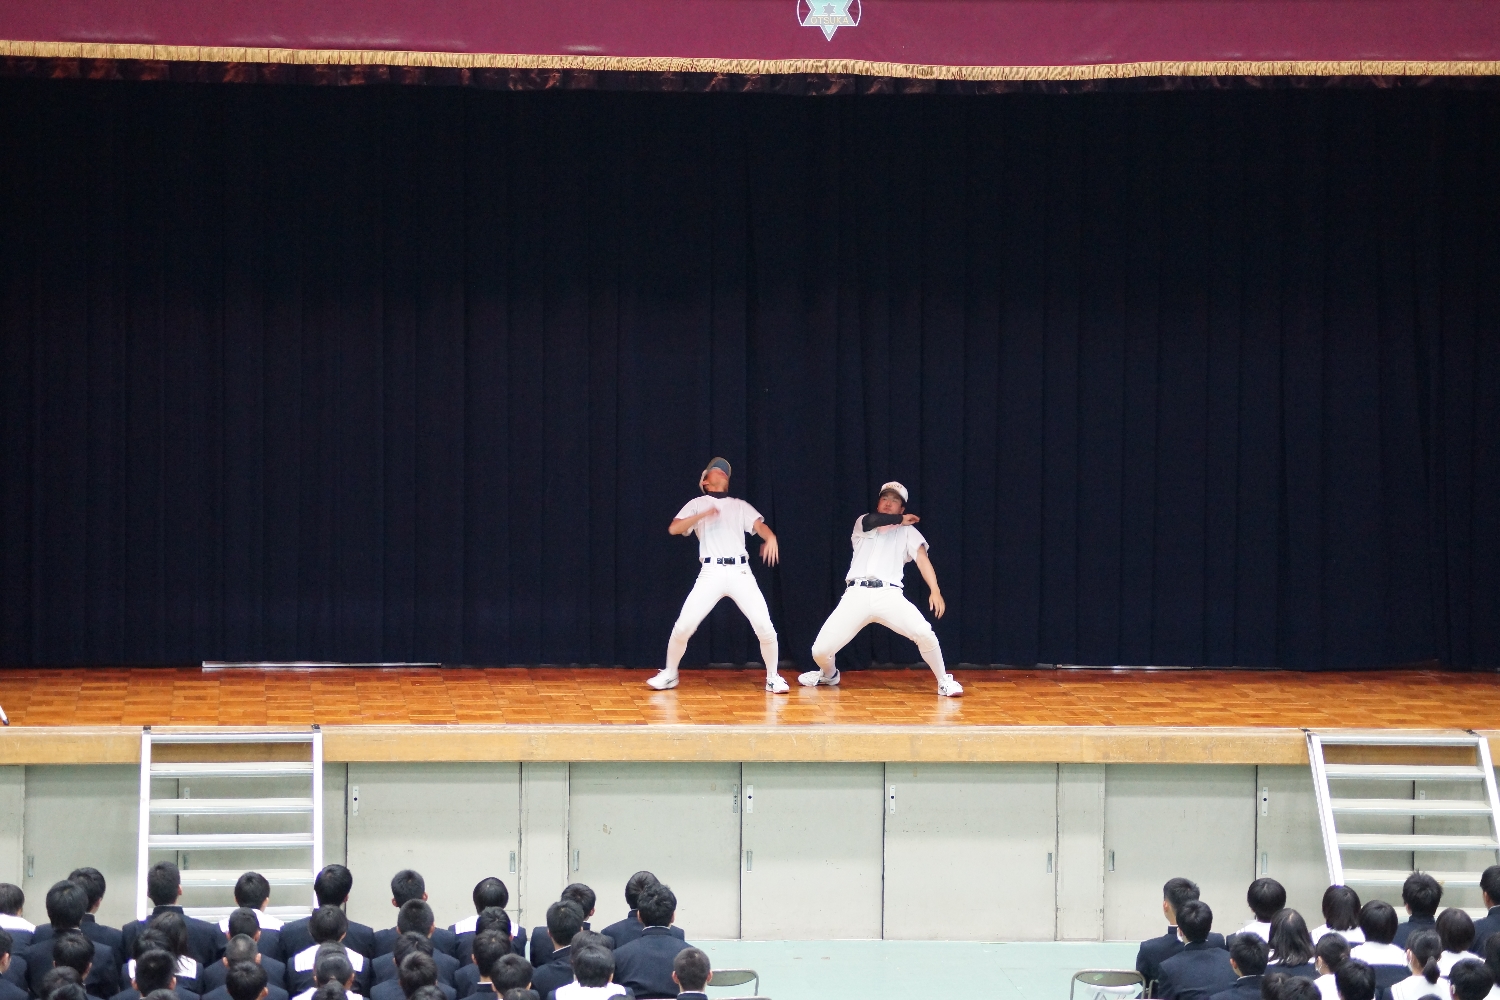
[128,957,199,981]
[846,518,927,588]
[0,915,34,933]
[295,991,365,1000]
[1311,925,1364,945]
[1438,952,1482,976]
[294,946,365,972]
[675,496,763,561]
[1351,942,1409,966]
[1315,974,1340,1000]
[1390,974,1448,1000]
[1239,921,1272,941]
[220,910,284,934]
[553,985,628,1000]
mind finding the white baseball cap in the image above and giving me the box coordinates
[879,481,909,502]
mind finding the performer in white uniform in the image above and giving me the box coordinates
[647,457,789,693]
[800,481,962,697]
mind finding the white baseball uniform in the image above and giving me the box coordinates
[664,494,779,674]
[810,516,946,679]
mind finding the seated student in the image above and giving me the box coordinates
[454,934,510,1000]
[204,918,287,993]
[1315,889,1365,947]
[410,987,449,1000]
[1437,910,1483,977]
[292,948,364,1000]
[453,883,526,966]
[374,875,456,962]
[528,906,587,1000]
[1243,882,1290,942]
[29,881,121,999]
[288,911,369,996]
[372,937,435,990]
[554,945,629,1000]
[1313,935,1350,1000]
[0,885,35,953]
[1386,929,1447,1000]
[488,957,533,1000]
[33,871,124,958]
[1269,911,1320,980]
[371,911,457,987]
[40,964,95,1000]
[369,953,454,1000]
[610,885,689,1000]
[1483,935,1500,1000]
[455,917,511,994]
[1278,977,1324,1000]
[1354,903,1415,992]
[219,877,283,962]
[1396,876,1443,950]
[0,930,27,1000]
[140,911,205,995]
[1450,960,1495,1000]
[207,961,286,1000]
[1158,902,1239,1000]
[121,864,226,970]
[669,948,711,1000]
[500,992,537,1000]
[601,877,684,954]
[110,948,195,1000]
[1209,933,1270,1000]
[531,890,608,971]
[1334,961,1377,1000]
[51,981,93,1000]
[279,870,376,963]
[1473,869,1500,950]
[54,930,112,997]
[1140,879,1228,997]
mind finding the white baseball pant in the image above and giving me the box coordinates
[810,584,946,680]
[665,563,779,676]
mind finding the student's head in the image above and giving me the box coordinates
[313,947,354,988]
[501,992,538,1000]
[228,908,261,940]
[1274,978,1321,1000]
[1322,886,1362,933]
[1334,959,1376,1000]
[1438,908,1476,954]
[1229,933,1270,977]
[313,983,347,1000]
[638,883,677,928]
[560,884,596,918]
[1248,879,1288,923]
[490,954,533,994]
[1485,933,1500,988]
[1482,866,1500,909]
[1178,900,1214,944]
[1450,959,1495,1000]
[476,907,511,938]
[700,459,731,494]
[391,932,434,966]
[1360,901,1399,945]
[409,987,446,1000]
[67,869,106,913]
[625,873,660,911]
[53,930,95,976]
[310,906,349,945]
[473,878,510,914]
[226,961,270,1000]
[45,880,88,930]
[398,951,439,999]
[1316,933,1351,976]
[1163,878,1201,924]
[672,948,712,993]
[1403,874,1443,919]
[146,862,182,907]
[47,983,88,1000]
[1269,909,1315,968]
[149,909,189,958]
[135,949,178,993]
[134,929,171,960]
[397,900,435,937]
[391,871,426,907]
[225,935,260,965]
[235,872,272,910]
[546,901,586,948]
[144,991,180,1000]
[571,930,610,952]
[314,865,355,908]
[472,931,511,977]
[0,928,12,963]
[1409,930,1445,985]
[0,884,22,917]
[570,945,614,989]
[39,967,82,996]
[876,483,907,514]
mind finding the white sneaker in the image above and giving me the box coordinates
[937,674,963,697]
[765,673,789,694]
[646,669,679,690]
[797,668,840,687]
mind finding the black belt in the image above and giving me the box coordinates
[848,578,899,589]
[703,555,748,564]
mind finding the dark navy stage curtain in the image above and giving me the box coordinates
[1,80,1497,670]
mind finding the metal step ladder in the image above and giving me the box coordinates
[1308,730,1500,889]
[137,727,323,922]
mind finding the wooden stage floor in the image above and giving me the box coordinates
[0,666,1497,766]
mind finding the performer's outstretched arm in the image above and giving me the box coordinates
[669,508,713,535]
[861,511,920,532]
[752,519,779,566]
[912,546,946,619]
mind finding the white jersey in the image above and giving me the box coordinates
[675,495,763,561]
[845,517,927,588]
[219,910,283,934]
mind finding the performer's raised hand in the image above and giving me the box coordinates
[760,533,779,567]
[902,513,920,525]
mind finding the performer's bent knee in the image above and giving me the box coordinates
[754,625,778,642]
[670,621,699,642]
[913,629,941,653]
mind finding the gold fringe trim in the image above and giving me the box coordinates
[1,40,1499,79]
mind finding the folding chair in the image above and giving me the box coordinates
[707,969,761,998]
[1071,969,1146,1000]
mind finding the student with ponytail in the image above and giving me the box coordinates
[1388,930,1445,1000]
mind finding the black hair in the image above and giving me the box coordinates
[144,991,180,1000]
[1230,932,1271,977]
[235,873,272,909]
[226,961,269,1000]
[146,862,181,908]
[135,949,177,994]
[225,935,260,965]
[570,945,614,989]
[134,930,170,960]
[47,983,88,1000]
[39,967,82,996]
[310,906,349,945]
[473,878,510,913]
[1249,879,1288,923]
[1486,932,1500,988]
[397,900,435,936]
[45,881,87,930]
[52,930,94,975]
[409,987,446,1000]
[398,951,439,998]
[0,928,11,959]
[472,931,511,974]
[673,948,711,992]
[1451,959,1496,1000]
[66,869,106,910]
[1269,909,1315,968]
[1334,959,1376,1000]
[1322,886,1362,933]
[1403,874,1443,919]
[476,907,511,938]
[560,884,596,915]
[313,865,355,907]
[148,909,189,958]
[0,884,22,916]
[1408,930,1444,985]
[391,932,434,966]
[1482,866,1500,906]
[546,901,585,947]
[391,871,426,907]
[1439,908,1477,954]
[1360,901,1399,945]
[625,873,660,910]
[313,983,347,1000]
[1164,878,1201,919]
[501,991,538,1000]
[1316,933,1351,973]
[637,883,677,928]
[313,947,353,987]
[1178,900,1214,944]
[1262,972,1288,1000]
[228,908,260,939]
[490,955,533,993]
[1275,978,1321,1000]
